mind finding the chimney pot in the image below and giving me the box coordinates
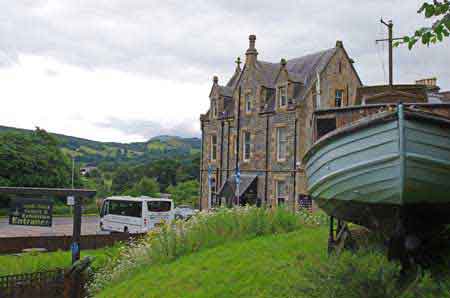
[213,76,218,84]
[280,58,287,66]
[249,35,256,49]
[336,40,343,48]
[245,34,258,65]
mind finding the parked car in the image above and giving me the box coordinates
[173,205,198,220]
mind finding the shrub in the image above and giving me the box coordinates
[90,206,307,293]
[297,249,450,298]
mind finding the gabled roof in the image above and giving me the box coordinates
[203,42,358,120]
[257,48,338,113]
[218,86,233,97]
[226,70,240,88]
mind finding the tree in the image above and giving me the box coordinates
[167,180,199,207]
[126,177,160,197]
[0,128,79,188]
[398,1,450,49]
[111,166,137,194]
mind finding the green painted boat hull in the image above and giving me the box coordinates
[304,106,450,233]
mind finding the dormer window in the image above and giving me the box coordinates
[278,85,287,107]
[245,92,252,113]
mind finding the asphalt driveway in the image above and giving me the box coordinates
[0,216,102,237]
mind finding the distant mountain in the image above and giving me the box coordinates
[0,125,201,166]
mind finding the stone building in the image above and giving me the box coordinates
[199,35,362,210]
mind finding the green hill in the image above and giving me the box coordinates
[0,125,201,166]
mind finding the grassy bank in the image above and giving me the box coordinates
[90,207,320,293]
[97,228,327,298]
[92,207,450,298]
[0,244,122,276]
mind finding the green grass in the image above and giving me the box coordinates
[97,228,327,298]
[0,244,122,276]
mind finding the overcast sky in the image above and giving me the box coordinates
[0,0,449,142]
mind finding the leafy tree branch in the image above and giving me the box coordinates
[395,1,450,49]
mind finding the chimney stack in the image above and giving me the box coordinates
[245,34,258,65]
[213,75,219,85]
[416,77,439,91]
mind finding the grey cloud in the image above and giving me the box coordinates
[0,0,449,89]
[96,117,200,140]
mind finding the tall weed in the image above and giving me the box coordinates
[296,249,450,298]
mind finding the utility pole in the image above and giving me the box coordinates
[376,18,403,87]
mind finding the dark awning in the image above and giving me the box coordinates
[217,174,257,199]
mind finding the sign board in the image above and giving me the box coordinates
[71,242,79,256]
[67,196,75,206]
[9,198,53,227]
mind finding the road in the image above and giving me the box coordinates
[0,216,102,237]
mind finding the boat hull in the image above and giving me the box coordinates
[303,107,450,234]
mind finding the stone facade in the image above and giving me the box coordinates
[200,35,362,210]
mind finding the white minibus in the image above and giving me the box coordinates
[99,196,174,233]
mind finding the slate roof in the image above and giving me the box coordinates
[208,46,340,118]
[258,48,337,112]
[218,85,233,97]
[226,70,240,88]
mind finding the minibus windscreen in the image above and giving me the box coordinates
[148,201,171,212]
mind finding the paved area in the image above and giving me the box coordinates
[0,216,103,237]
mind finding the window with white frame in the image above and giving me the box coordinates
[243,131,251,161]
[277,127,288,161]
[211,135,217,161]
[278,85,287,107]
[276,180,287,205]
[245,92,252,113]
[335,90,343,107]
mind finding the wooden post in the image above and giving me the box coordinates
[71,196,82,298]
[72,197,82,264]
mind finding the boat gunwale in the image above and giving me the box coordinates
[303,108,450,164]
[308,153,399,193]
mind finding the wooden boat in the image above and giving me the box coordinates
[303,104,450,243]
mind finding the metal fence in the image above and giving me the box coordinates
[0,268,65,298]
[0,232,145,254]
